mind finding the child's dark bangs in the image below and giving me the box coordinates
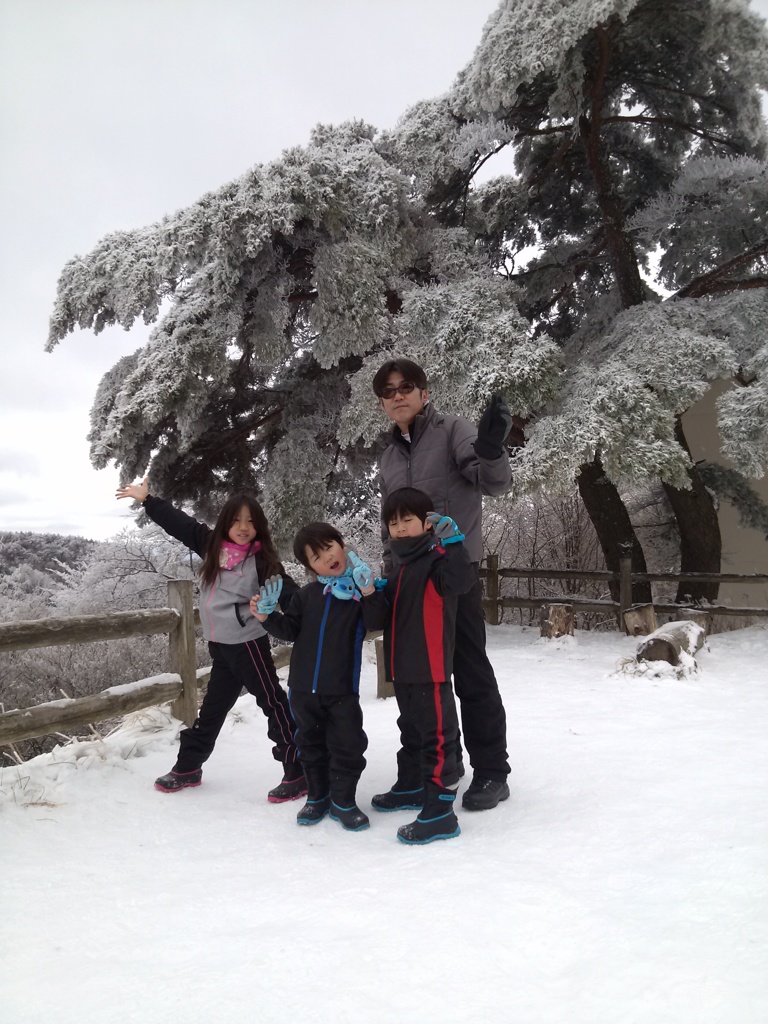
[382,486,432,525]
[293,522,344,565]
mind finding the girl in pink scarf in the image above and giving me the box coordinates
[117,479,305,802]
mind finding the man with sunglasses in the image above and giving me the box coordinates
[372,357,513,811]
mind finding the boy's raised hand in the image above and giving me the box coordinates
[345,548,374,593]
[250,575,283,619]
[427,512,465,545]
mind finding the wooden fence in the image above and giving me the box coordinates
[3,562,766,750]
[0,580,201,749]
[0,580,280,748]
[480,553,768,625]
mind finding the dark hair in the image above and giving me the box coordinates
[293,522,345,569]
[381,487,433,527]
[199,493,282,587]
[372,358,428,397]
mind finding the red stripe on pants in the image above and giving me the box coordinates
[430,680,446,786]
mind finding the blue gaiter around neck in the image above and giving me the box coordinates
[316,566,359,601]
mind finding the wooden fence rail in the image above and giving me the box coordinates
[479,554,768,625]
[0,675,186,746]
[0,580,200,748]
[4,559,767,750]
[0,608,180,653]
[0,578,296,749]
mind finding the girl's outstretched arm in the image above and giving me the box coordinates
[116,477,149,504]
[117,479,211,558]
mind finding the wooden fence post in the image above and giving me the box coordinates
[168,580,198,727]
[375,635,394,699]
[485,553,500,626]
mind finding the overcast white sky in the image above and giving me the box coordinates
[1,0,767,542]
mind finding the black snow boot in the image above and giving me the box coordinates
[371,781,425,812]
[297,795,331,825]
[154,768,202,793]
[397,787,460,845]
[268,760,308,803]
[461,777,510,811]
[330,801,370,831]
[297,766,331,826]
[329,774,370,832]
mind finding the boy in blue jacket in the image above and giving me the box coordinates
[373,487,475,844]
[251,523,386,832]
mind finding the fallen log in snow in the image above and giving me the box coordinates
[636,620,706,666]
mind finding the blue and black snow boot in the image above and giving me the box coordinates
[329,801,370,831]
[329,775,370,831]
[297,794,331,825]
[371,782,425,812]
[397,787,460,845]
[297,767,330,825]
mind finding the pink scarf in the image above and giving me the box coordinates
[219,539,261,570]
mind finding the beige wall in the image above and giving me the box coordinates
[682,380,768,609]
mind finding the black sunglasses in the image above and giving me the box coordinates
[380,381,418,400]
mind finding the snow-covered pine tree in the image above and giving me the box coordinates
[398,0,768,600]
[47,122,415,531]
[46,117,535,544]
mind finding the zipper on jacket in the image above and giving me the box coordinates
[390,568,404,680]
[311,592,333,693]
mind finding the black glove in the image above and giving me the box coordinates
[474,394,513,460]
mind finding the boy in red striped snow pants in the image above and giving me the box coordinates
[374,487,475,845]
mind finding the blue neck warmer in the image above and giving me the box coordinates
[316,566,354,586]
[316,566,359,602]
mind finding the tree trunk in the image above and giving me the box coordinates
[540,603,574,639]
[677,608,712,636]
[576,33,654,608]
[662,419,721,603]
[579,27,645,310]
[623,603,658,637]
[577,457,653,604]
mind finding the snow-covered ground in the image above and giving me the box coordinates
[3,624,767,1024]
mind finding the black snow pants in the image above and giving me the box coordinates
[174,636,299,773]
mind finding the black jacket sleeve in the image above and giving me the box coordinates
[431,542,475,598]
[261,587,307,643]
[143,496,211,559]
[361,590,389,633]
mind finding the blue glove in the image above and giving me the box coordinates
[255,575,283,615]
[427,512,465,545]
[323,577,360,601]
[346,549,373,590]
